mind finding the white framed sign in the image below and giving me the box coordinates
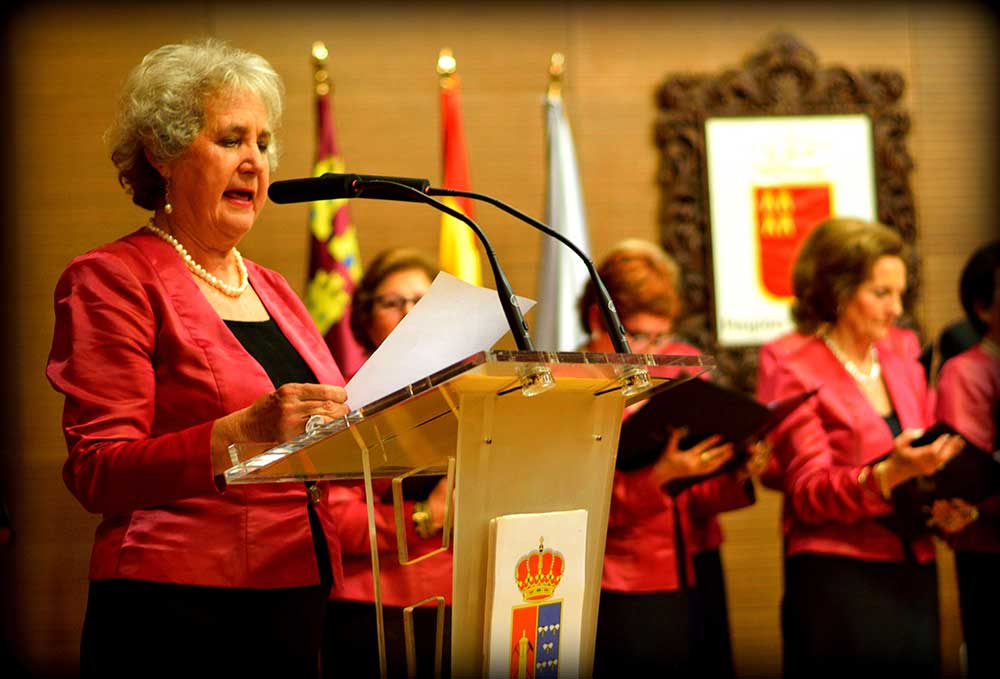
[704,114,877,346]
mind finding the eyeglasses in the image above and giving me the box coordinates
[624,329,673,346]
[372,294,423,313]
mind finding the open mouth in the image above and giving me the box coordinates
[223,189,255,203]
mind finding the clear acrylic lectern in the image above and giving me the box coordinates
[224,350,710,678]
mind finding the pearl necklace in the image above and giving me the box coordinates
[144,220,248,297]
[820,332,881,383]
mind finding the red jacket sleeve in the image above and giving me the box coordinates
[46,252,219,515]
[686,471,755,520]
[937,350,997,452]
[607,466,672,530]
[768,367,893,526]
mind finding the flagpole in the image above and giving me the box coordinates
[312,41,330,96]
[437,46,456,87]
[436,48,484,287]
[536,51,650,393]
[304,42,367,380]
[548,51,564,99]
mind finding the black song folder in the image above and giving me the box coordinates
[880,423,1000,539]
[617,377,817,495]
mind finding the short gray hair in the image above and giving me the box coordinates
[107,39,284,210]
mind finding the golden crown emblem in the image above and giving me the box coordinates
[514,537,564,601]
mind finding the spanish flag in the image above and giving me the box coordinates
[438,49,482,286]
[304,42,366,378]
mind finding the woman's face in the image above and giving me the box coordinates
[589,309,673,354]
[157,88,271,247]
[367,267,433,349]
[836,255,906,345]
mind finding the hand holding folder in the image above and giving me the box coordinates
[879,423,1000,539]
[616,376,817,495]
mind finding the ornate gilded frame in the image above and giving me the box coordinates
[654,33,919,392]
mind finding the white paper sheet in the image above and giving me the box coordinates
[344,271,536,410]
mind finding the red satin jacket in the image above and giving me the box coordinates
[936,343,1000,553]
[46,229,345,589]
[602,342,754,593]
[760,328,937,563]
[756,332,813,491]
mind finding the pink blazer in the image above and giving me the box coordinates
[936,344,1000,553]
[603,464,751,592]
[602,342,754,593]
[46,229,345,589]
[760,328,937,563]
[756,332,813,491]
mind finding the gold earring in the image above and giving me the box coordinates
[164,181,173,215]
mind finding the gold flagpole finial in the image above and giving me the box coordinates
[312,41,331,97]
[547,52,565,98]
[437,47,457,87]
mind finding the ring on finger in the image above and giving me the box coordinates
[699,451,710,463]
[306,414,326,434]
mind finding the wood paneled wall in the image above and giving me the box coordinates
[3,2,995,676]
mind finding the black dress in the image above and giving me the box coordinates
[780,413,941,679]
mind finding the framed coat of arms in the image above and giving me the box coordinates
[704,114,877,347]
[654,33,919,391]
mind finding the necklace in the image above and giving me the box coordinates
[144,219,248,297]
[820,332,881,384]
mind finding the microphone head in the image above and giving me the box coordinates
[267,173,359,204]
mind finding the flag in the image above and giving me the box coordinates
[438,63,483,286]
[304,46,366,379]
[534,85,591,351]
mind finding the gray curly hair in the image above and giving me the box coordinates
[106,39,284,210]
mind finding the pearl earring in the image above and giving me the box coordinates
[164,181,173,215]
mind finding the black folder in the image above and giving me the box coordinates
[616,377,817,495]
[880,423,1000,539]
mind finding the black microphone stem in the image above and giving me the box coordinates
[359,180,535,353]
[428,187,633,355]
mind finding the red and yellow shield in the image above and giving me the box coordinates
[754,184,832,298]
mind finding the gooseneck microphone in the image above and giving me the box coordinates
[367,180,536,353]
[268,173,431,204]
[429,186,650,396]
[269,173,649,395]
[269,174,535,353]
[268,172,634,357]
[427,187,633,355]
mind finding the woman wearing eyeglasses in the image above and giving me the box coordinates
[582,239,756,677]
[322,248,453,678]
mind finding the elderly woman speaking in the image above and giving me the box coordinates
[46,40,348,677]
